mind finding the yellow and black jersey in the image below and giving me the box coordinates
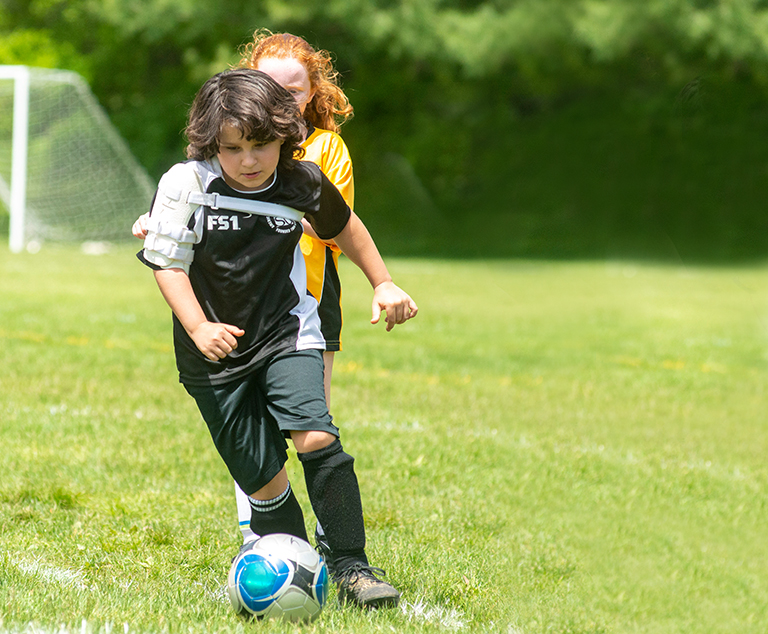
[299,123,354,352]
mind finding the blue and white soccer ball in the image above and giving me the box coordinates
[227,533,329,622]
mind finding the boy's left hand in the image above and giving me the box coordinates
[371,281,418,331]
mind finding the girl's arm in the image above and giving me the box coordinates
[154,268,244,360]
[331,211,418,331]
[300,133,352,247]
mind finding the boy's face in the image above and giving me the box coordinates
[217,124,283,191]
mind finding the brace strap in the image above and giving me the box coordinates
[143,232,195,265]
[145,216,197,243]
[185,191,304,222]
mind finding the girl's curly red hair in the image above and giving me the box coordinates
[239,29,353,134]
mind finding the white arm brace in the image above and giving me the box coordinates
[142,163,204,274]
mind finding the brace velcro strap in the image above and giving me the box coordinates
[186,191,304,222]
[143,233,195,265]
[145,215,197,243]
[142,249,189,272]
[248,482,293,513]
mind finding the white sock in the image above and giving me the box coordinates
[234,481,256,543]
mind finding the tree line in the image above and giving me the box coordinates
[2,0,767,258]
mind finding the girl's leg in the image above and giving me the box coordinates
[322,350,335,408]
[234,482,257,542]
[314,351,335,549]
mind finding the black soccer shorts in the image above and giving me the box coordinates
[184,349,339,495]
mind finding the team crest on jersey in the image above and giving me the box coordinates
[267,217,297,234]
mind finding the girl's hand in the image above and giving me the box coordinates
[132,213,150,239]
[371,281,418,331]
[189,322,245,360]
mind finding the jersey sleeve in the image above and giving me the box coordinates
[306,171,352,240]
[319,133,354,211]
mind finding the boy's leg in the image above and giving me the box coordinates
[184,377,306,541]
[259,350,399,608]
[247,466,308,542]
[297,437,399,608]
[295,437,366,568]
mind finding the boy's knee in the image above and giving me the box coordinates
[291,430,337,454]
[249,466,288,500]
[297,437,354,470]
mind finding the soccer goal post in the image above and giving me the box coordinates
[0,65,155,252]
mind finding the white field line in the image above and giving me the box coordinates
[9,558,467,630]
[2,607,467,634]
[199,582,229,604]
[11,557,89,591]
[0,622,134,634]
[399,598,467,630]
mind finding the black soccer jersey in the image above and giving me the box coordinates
[140,158,351,386]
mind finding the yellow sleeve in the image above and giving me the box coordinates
[302,129,354,210]
[300,128,353,269]
[319,135,354,211]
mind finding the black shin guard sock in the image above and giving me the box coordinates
[248,483,308,542]
[298,439,368,571]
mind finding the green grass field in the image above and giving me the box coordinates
[0,244,766,634]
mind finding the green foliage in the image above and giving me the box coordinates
[1,0,768,258]
[352,79,768,261]
[0,28,86,73]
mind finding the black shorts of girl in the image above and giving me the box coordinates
[184,349,339,496]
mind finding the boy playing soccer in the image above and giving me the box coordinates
[138,69,417,608]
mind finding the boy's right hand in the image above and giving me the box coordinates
[371,281,418,331]
[132,213,150,239]
[190,322,245,361]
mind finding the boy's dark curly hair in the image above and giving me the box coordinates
[185,69,306,167]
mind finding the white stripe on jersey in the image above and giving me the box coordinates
[288,241,326,351]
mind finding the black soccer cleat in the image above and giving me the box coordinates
[335,563,400,609]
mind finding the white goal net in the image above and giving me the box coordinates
[0,66,155,251]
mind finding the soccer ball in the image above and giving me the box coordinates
[227,533,329,622]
